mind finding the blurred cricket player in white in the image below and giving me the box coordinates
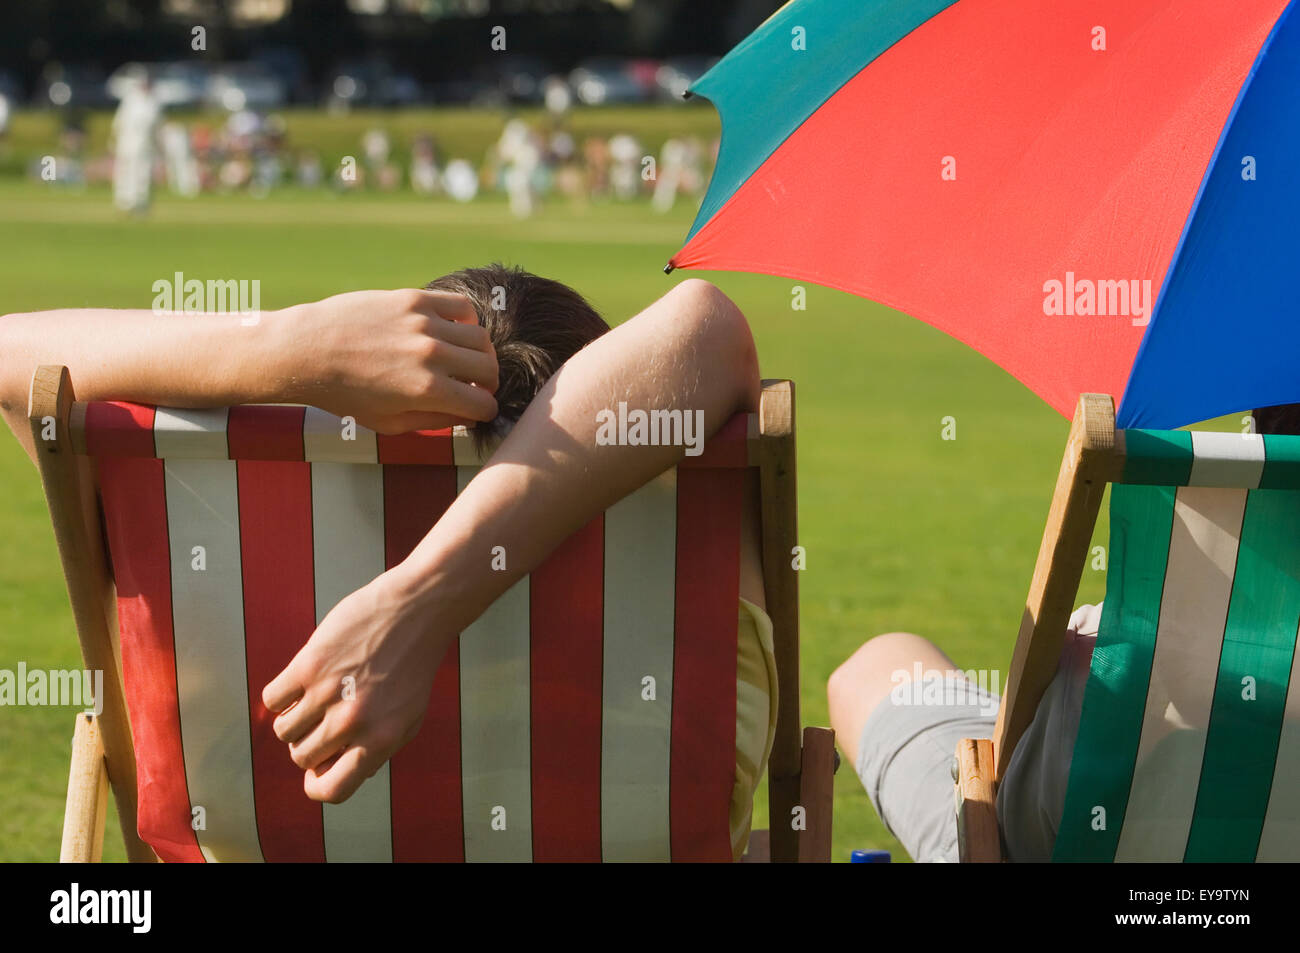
[111,72,161,214]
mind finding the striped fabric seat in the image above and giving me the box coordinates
[1054,429,1300,862]
[79,401,756,863]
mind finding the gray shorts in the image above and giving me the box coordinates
[856,676,999,863]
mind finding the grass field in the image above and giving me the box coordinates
[0,167,1122,863]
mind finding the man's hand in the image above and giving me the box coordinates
[279,288,499,435]
[261,570,451,803]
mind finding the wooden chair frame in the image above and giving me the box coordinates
[954,392,1121,862]
[29,366,834,863]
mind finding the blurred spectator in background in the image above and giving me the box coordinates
[443,158,479,202]
[652,137,685,212]
[190,123,215,191]
[251,115,287,197]
[226,107,261,148]
[410,133,441,196]
[55,110,88,187]
[296,148,323,188]
[547,124,576,167]
[110,72,161,214]
[497,118,542,217]
[652,136,706,213]
[547,123,584,204]
[219,150,252,191]
[161,120,199,198]
[362,127,400,191]
[607,132,643,201]
[583,135,610,198]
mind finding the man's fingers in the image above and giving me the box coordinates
[289,707,352,772]
[304,744,385,804]
[412,289,479,326]
[426,338,499,393]
[433,377,499,423]
[420,313,493,352]
[272,684,330,744]
[262,661,306,714]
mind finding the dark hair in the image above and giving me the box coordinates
[1253,404,1300,436]
[426,263,609,450]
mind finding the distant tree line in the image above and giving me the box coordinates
[0,0,779,97]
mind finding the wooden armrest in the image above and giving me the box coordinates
[954,738,1003,863]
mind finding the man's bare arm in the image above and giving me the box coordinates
[394,278,762,633]
[0,288,499,462]
[263,278,763,803]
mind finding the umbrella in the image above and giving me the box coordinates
[668,0,1300,430]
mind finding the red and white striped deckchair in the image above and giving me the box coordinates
[955,394,1300,862]
[30,366,834,863]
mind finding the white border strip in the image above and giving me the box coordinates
[164,458,263,862]
[303,407,378,463]
[1188,431,1265,489]
[457,467,533,862]
[153,407,230,460]
[311,461,393,861]
[600,468,677,861]
[1114,486,1245,862]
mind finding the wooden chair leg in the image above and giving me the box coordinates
[797,726,836,862]
[61,712,108,863]
[954,738,1003,862]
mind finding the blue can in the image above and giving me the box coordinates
[850,849,892,863]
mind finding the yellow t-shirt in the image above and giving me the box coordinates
[731,597,779,860]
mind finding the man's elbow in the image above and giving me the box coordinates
[669,279,759,379]
[669,278,741,330]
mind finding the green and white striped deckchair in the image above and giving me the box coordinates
[954,394,1300,863]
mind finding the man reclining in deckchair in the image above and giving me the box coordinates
[826,403,1300,862]
[0,270,776,856]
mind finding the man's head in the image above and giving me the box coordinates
[426,264,609,449]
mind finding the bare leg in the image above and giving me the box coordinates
[830,633,1000,862]
[828,632,964,775]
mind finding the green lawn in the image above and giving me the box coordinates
[0,171,1121,863]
